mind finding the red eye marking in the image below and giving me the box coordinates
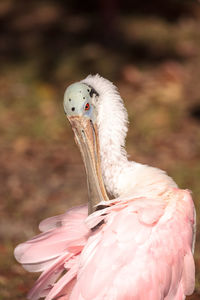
[85,103,90,110]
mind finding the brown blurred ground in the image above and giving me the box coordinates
[0,0,200,299]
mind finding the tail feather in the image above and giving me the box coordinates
[27,253,72,300]
[45,256,79,300]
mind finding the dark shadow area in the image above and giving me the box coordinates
[0,0,200,81]
[190,104,200,121]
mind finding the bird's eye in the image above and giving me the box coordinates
[85,103,90,111]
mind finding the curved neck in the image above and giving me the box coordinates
[81,74,129,197]
[99,134,129,198]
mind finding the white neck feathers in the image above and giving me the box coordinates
[81,74,129,195]
[82,74,128,158]
[81,75,177,198]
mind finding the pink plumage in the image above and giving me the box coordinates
[14,75,196,299]
[14,189,195,300]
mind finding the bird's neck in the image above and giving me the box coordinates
[81,75,177,199]
[99,137,129,198]
[99,140,177,199]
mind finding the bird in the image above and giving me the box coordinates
[14,74,196,300]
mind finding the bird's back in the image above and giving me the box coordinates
[71,188,195,300]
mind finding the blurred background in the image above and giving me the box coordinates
[0,0,200,298]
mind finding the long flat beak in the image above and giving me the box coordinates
[68,116,109,214]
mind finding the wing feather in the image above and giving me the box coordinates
[71,189,195,300]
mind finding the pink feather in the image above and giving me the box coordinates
[14,188,195,300]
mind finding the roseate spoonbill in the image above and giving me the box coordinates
[14,75,196,300]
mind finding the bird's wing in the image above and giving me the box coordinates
[14,205,88,272]
[14,205,89,300]
[39,205,88,232]
[70,189,195,300]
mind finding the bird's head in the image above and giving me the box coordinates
[64,82,99,122]
[64,75,128,213]
[64,80,109,214]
